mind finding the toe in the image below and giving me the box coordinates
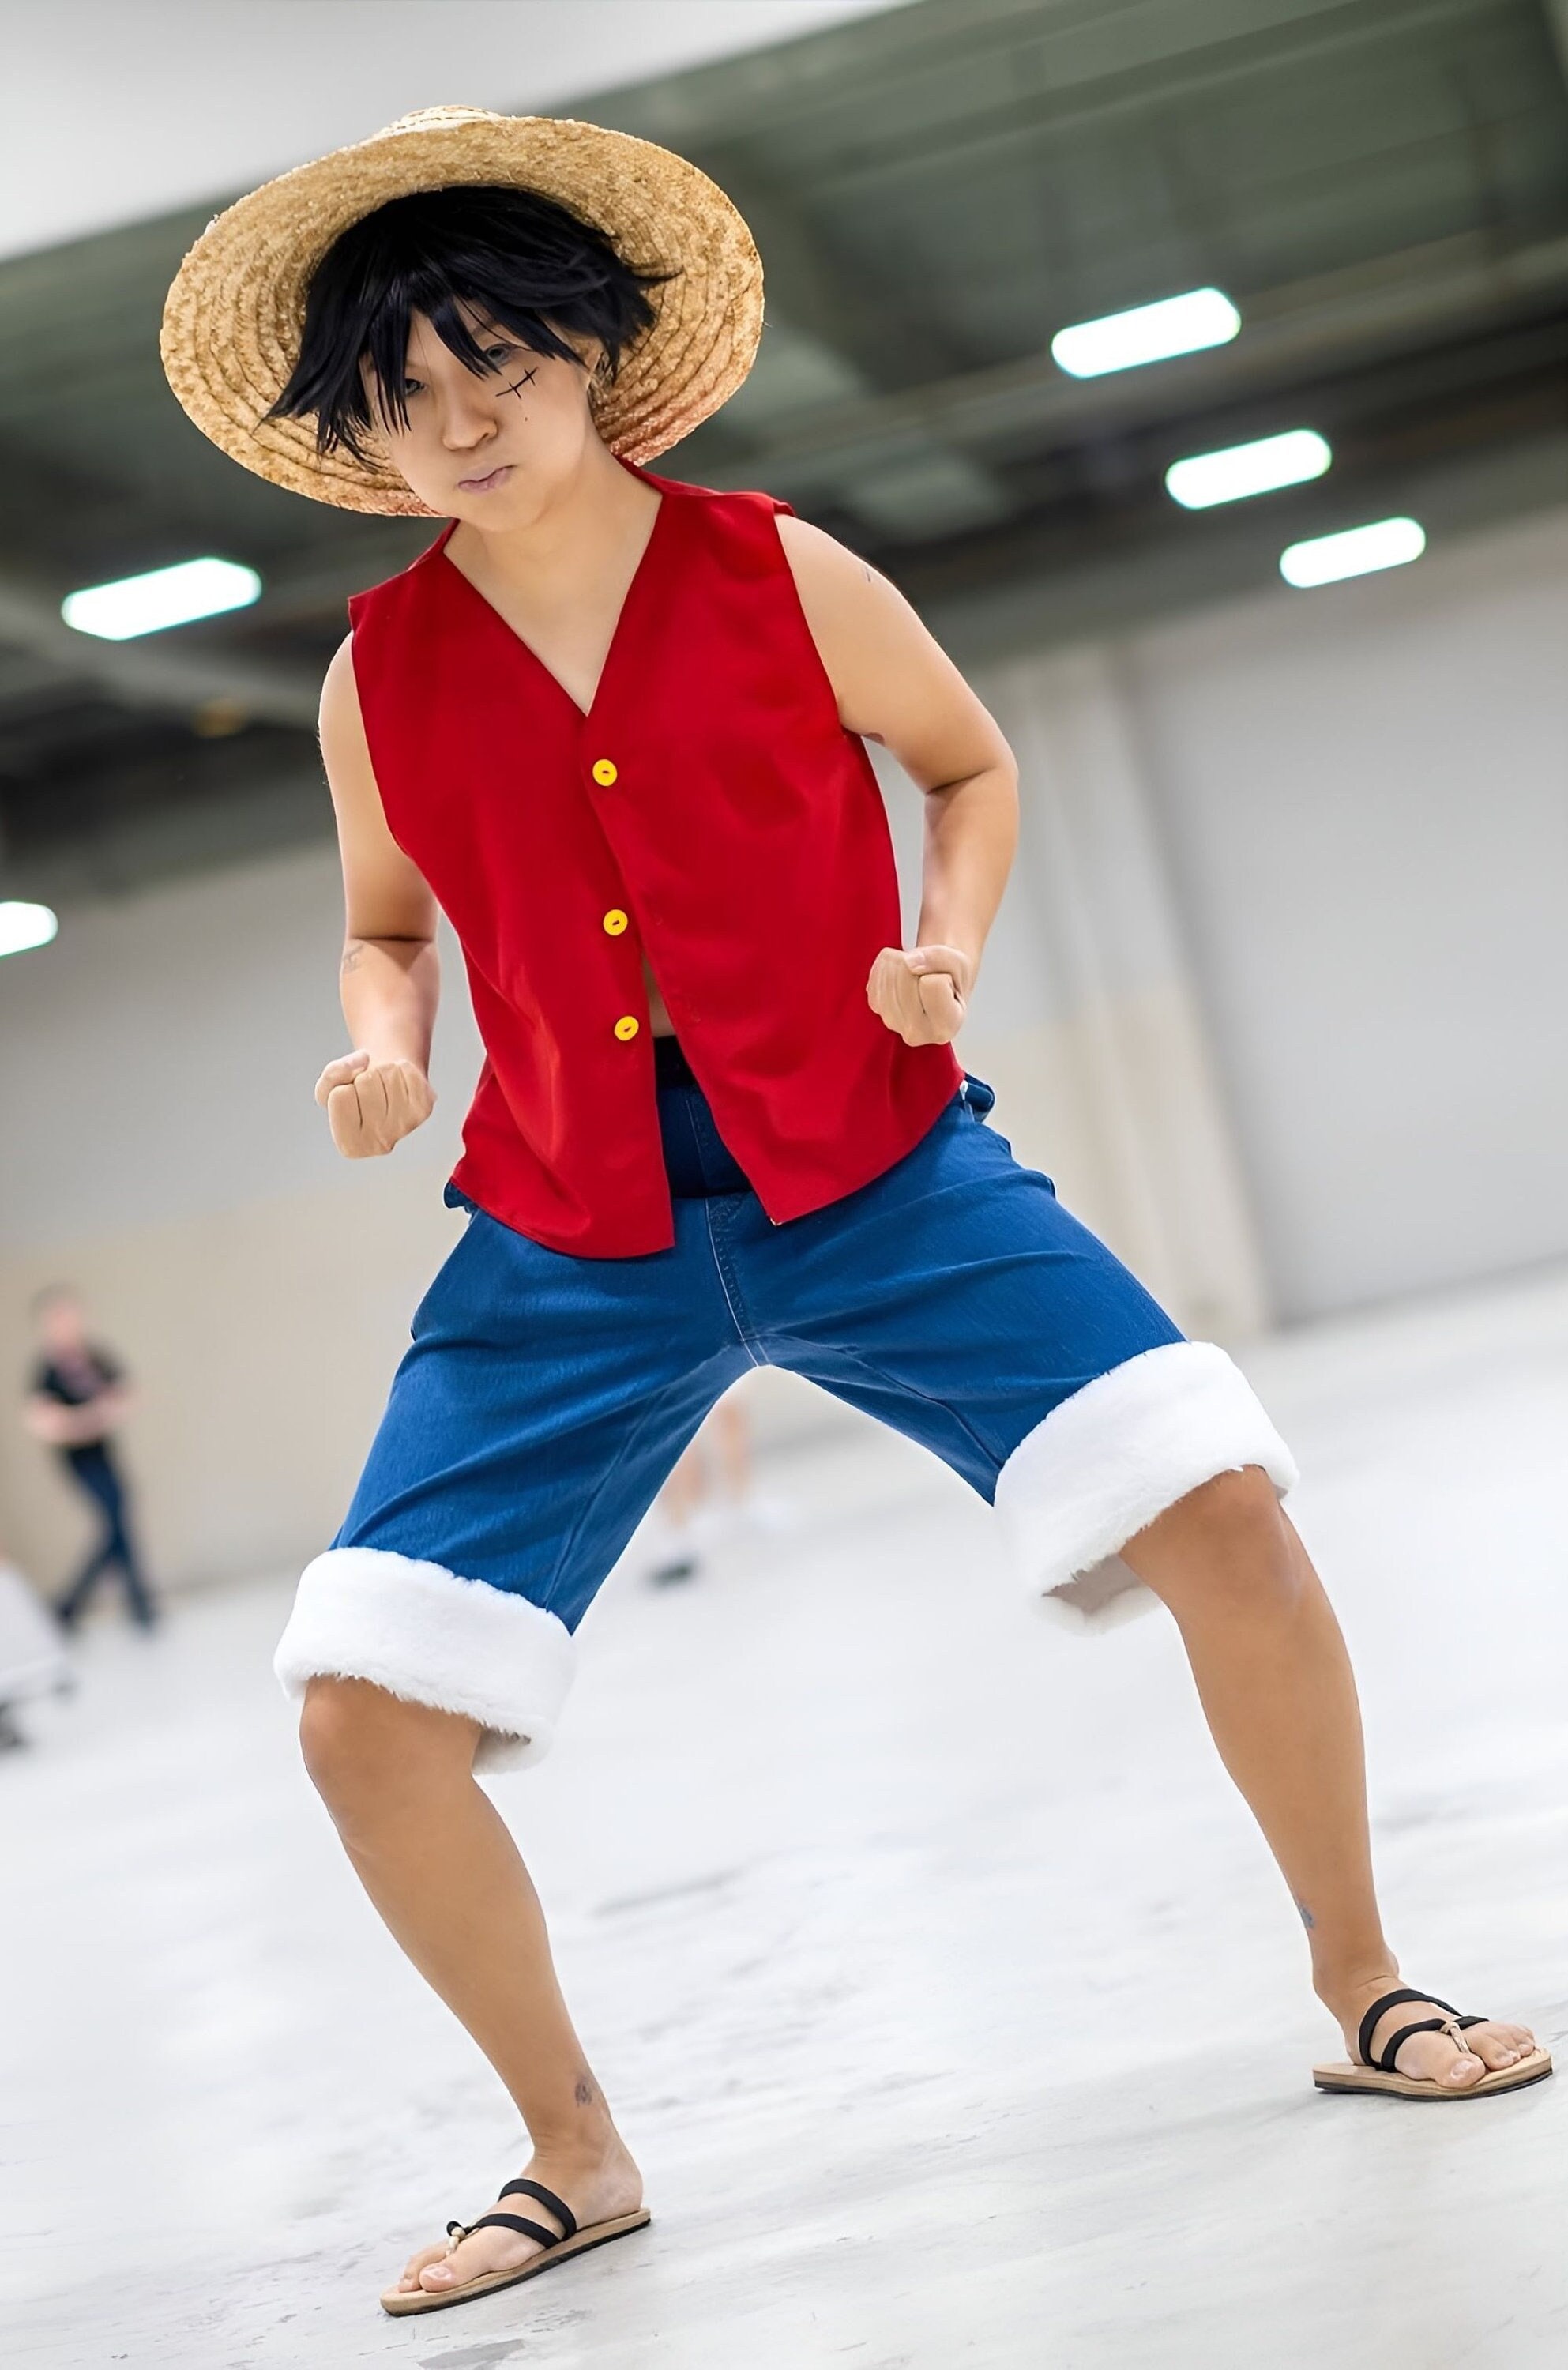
[1386,2025,1483,2088]
[398,2242,449,2293]
[1465,2020,1534,2071]
[418,2225,542,2293]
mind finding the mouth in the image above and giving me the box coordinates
[456,461,513,494]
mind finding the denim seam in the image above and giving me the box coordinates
[768,1333,1006,1480]
[702,1201,764,1365]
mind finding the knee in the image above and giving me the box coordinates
[298,1677,476,1844]
[1131,1465,1299,1614]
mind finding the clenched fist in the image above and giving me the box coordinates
[866,944,974,1046]
[314,1050,435,1157]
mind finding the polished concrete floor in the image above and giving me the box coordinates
[5,1269,1567,2368]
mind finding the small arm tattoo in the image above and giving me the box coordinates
[340,941,365,974]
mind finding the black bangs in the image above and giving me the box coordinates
[266,184,668,461]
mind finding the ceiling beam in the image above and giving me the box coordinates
[1546,0,1568,85]
[694,229,1568,499]
[0,574,319,730]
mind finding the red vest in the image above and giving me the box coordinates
[347,471,963,1257]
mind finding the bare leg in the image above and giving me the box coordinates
[299,1677,641,2296]
[657,1435,708,1527]
[1121,1470,1536,2086]
[711,1394,751,1503]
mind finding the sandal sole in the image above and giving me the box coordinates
[380,2207,651,2315]
[1312,2047,1552,2100]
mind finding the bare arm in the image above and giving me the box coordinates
[24,1384,133,1447]
[314,636,440,1158]
[777,515,1018,1046]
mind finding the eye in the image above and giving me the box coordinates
[400,377,425,400]
[482,343,513,365]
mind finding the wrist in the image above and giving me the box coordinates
[912,939,980,987]
[361,1042,429,1076]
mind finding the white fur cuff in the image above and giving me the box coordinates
[994,1341,1299,1631]
[273,1547,576,1772]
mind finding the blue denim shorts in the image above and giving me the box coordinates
[275,1061,1295,1766]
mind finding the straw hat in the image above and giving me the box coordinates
[160,105,763,517]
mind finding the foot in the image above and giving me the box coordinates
[393,2138,643,2299]
[1329,1972,1538,2090]
[649,1551,700,1586]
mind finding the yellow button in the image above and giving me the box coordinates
[592,758,619,787]
[613,1014,640,1041]
[602,908,629,936]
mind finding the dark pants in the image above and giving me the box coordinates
[55,1445,156,1628]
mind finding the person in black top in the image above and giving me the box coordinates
[23,1286,156,1630]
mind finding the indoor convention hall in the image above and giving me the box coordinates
[2,5,1566,2366]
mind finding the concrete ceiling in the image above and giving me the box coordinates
[2,0,1566,900]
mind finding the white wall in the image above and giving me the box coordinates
[0,848,477,1589]
[1124,506,1568,1319]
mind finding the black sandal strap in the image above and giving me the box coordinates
[499,2177,578,2243]
[1356,1988,1462,2067]
[459,2210,562,2250]
[1375,2018,1448,2073]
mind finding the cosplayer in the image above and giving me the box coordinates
[161,108,1547,2319]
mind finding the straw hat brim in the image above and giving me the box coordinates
[160,106,764,517]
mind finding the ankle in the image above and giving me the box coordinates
[519,2112,632,2177]
[513,2128,644,2222]
[1311,1954,1401,2025]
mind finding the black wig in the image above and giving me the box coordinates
[268,184,668,461]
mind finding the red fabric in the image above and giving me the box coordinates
[346,471,963,1257]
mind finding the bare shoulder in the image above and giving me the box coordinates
[317,629,393,837]
[318,632,382,799]
[776,514,909,615]
[318,631,365,744]
[774,513,931,703]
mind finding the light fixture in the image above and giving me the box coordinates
[1051,288,1241,378]
[0,901,58,958]
[62,557,261,641]
[1166,428,1331,510]
[1279,517,1426,589]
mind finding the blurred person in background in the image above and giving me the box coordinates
[163,106,1547,2328]
[21,1287,156,1632]
[641,1386,787,1584]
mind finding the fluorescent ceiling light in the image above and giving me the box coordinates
[1280,517,1426,589]
[1166,427,1331,510]
[1051,288,1241,378]
[0,900,58,958]
[62,556,261,641]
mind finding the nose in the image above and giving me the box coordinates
[436,381,498,453]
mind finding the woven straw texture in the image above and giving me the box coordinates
[160,106,763,516]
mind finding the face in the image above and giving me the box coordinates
[37,1294,85,1356]
[365,307,604,525]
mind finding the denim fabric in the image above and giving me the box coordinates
[334,1071,1183,1630]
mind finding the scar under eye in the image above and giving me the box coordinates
[502,367,539,397]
